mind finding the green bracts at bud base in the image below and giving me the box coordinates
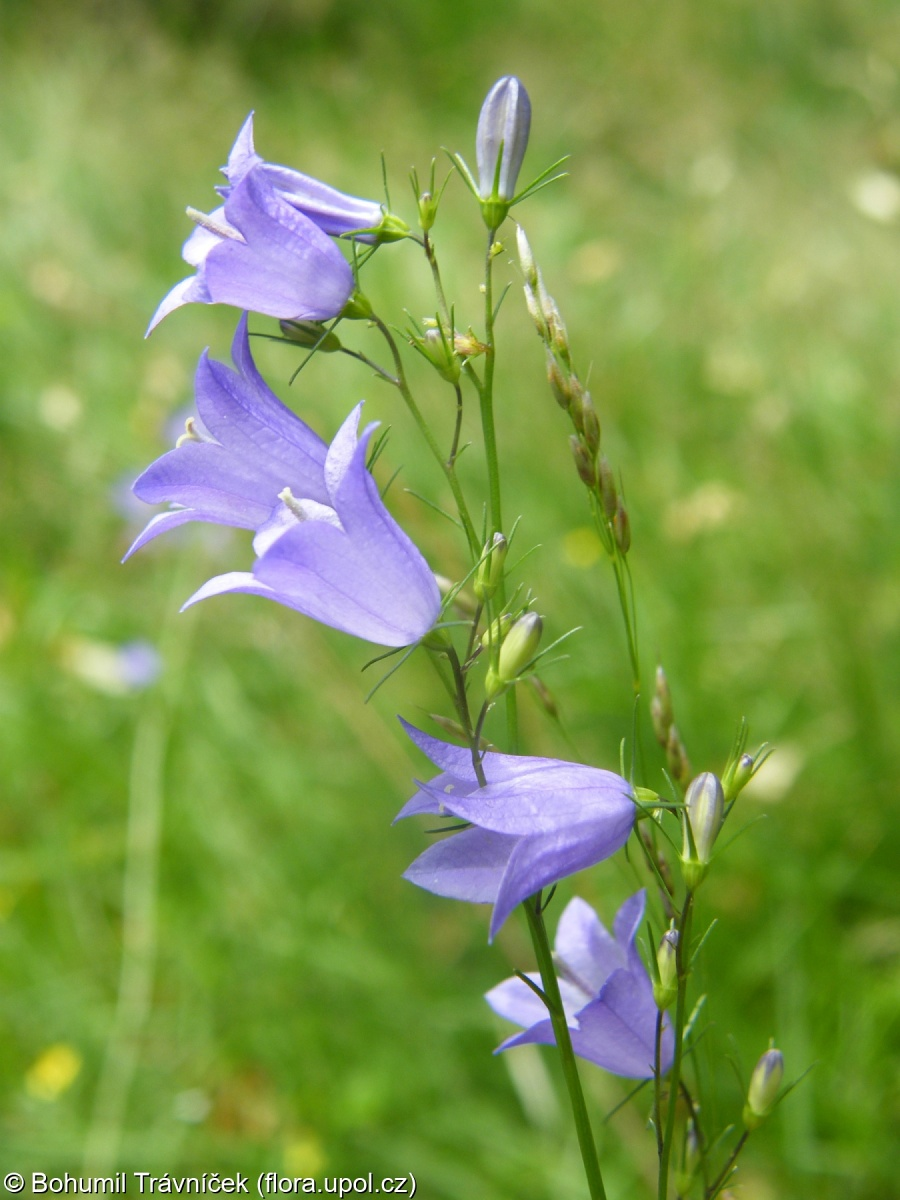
[340,290,375,320]
[743,1047,784,1129]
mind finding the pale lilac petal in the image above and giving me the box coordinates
[569,968,671,1079]
[612,890,649,978]
[203,169,353,321]
[476,76,532,201]
[493,972,667,1079]
[394,772,480,821]
[247,419,438,643]
[132,442,277,528]
[221,112,382,237]
[402,827,516,904]
[146,275,209,337]
[486,974,585,1031]
[123,508,199,560]
[252,512,436,646]
[182,207,234,267]
[324,403,364,499]
[399,721,482,780]
[433,768,635,837]
[489,815,635,939]
[224,113,261,185]
[181,570,281,609]
[194,322,328,502]
[555,896,628,995]
[251,503,303,557]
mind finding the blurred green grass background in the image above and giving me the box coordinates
[1,0,899,1196]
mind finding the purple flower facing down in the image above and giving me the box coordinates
[148,166,354,335]
[185,407,441,646]
[395,724,636,939]
[219,113,387,240]
[486,892,675,1079]
[126,318,440,648]
[125,314,329,557]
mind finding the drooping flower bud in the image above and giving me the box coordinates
[279,319,342,352]
[476,76,532,228]
[653,927,679,1011]
[743,1046,784,1130]
[474,532,508,601]
[681,771,725,889]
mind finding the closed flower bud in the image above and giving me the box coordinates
[418,326,460,383]
[743,1047,784,1130]
[516,226,538,289]
[682,771,725,888]
[653,927,679,1011]
[570,435,596,489]
[279,319,342,352]
[476,76,532,226]
[341,290,375,321]
[723,751,757,802]
[373,211,412,243]
[497,612,543,684]
[474,532,508,601]
[417,190,438,232]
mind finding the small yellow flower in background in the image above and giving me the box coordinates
[283,1131,326,1177]
[25,1043,82,1101]
[562,527,602,569]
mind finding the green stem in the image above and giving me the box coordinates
[659,892,694,1200]
[371,313,479,556]
[524,897,607,1200]
[424,231,452,330]
[480,230,503,537]
[706,1131,748,1199]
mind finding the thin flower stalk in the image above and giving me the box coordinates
[659,891,694,1200]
